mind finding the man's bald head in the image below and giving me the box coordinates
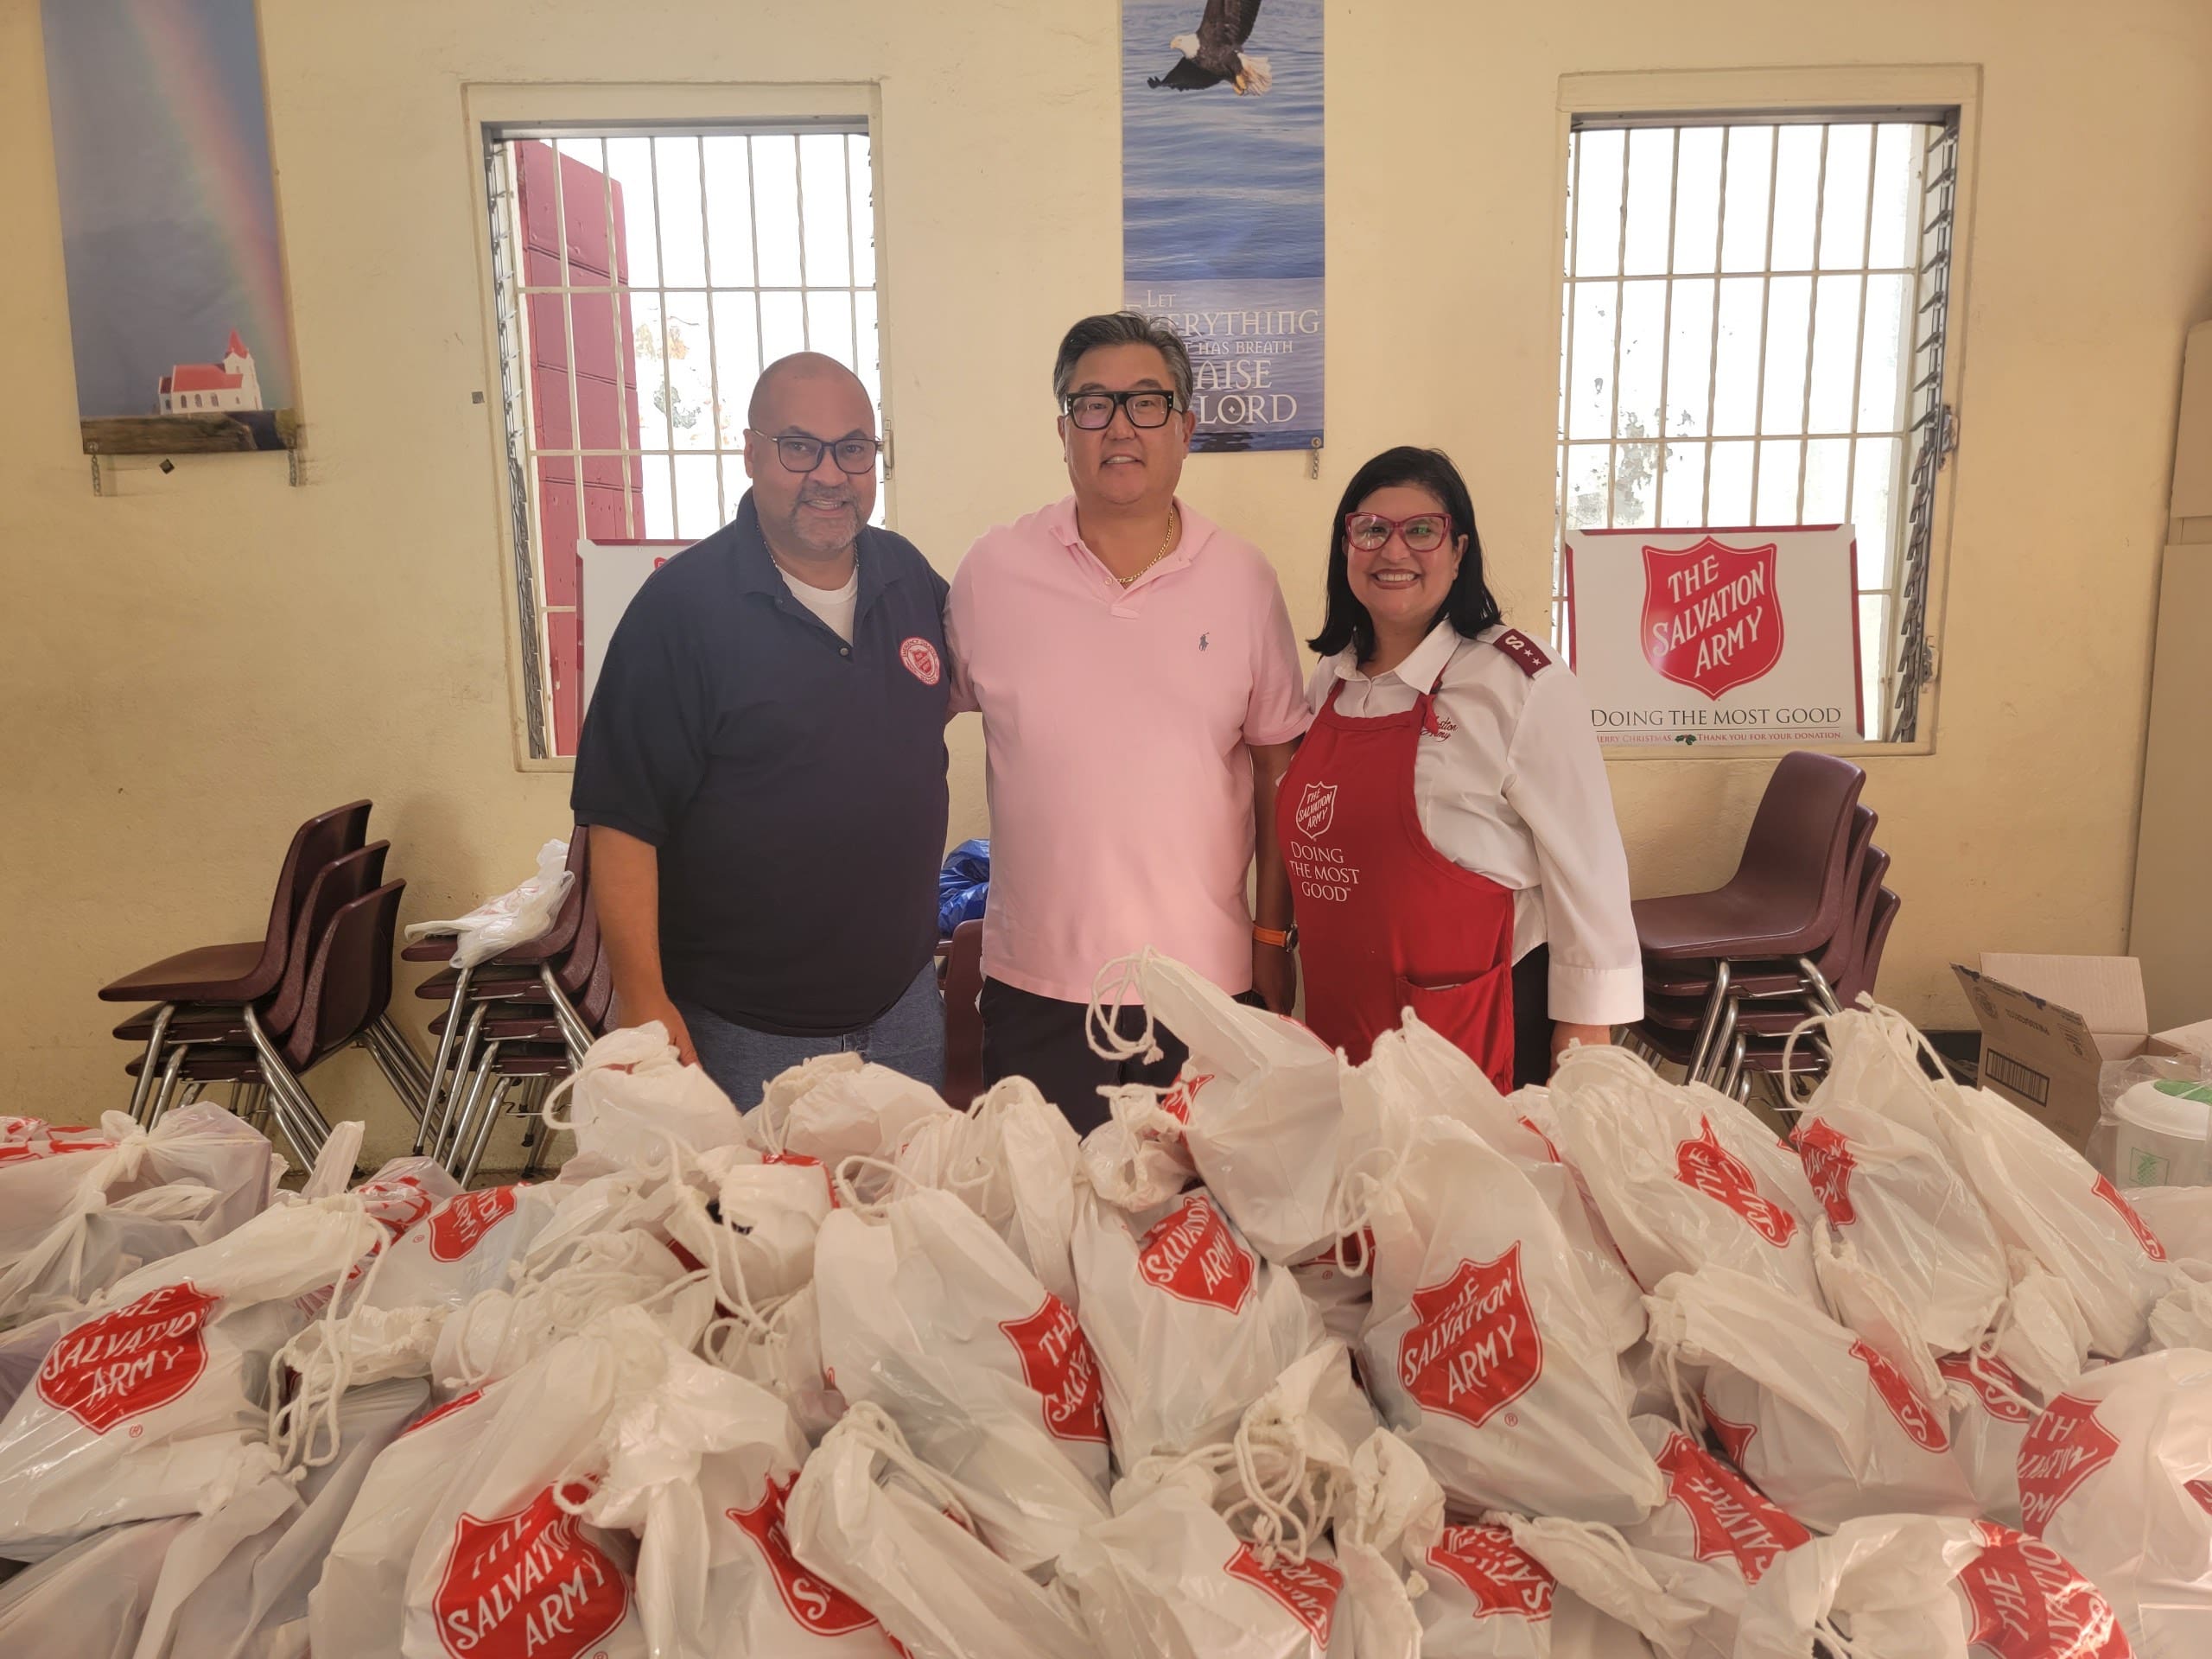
[748,352,871,432]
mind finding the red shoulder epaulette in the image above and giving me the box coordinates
[1490,628,1552,677]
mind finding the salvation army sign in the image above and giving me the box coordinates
[1565,524,1861,747]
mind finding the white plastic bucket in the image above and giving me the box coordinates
[2112,1079,2212,1189]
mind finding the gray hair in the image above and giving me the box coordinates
[1050,311,1193,409]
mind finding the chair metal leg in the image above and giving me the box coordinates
[147,1045,189,1125]
[437,1039,502,1173]
[1683,962,1732,1086]
[1797,957,1844,1017]
[422,1001,490,1165]
[359,1027,428,1122]
[244,1006,328,1164]
[541,968,593,1065]
[459,1067,515,1188]
[518,1077,558,1179]
[127,1003,176,1122]
[177,1081,206,1109]
[1696,995,1739,1091]
[415,964,476,1154]
[1721,1033,1748,1097]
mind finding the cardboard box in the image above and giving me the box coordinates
[1952,954,2212,1148]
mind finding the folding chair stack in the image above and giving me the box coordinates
[1623,752,1899,1103]
[404,828,610,1183]
[100,800,427,1160]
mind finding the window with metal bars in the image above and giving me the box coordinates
[1553,111,1959,742]
[484,124,881,758]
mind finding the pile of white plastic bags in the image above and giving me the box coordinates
[1,947,2209,1658]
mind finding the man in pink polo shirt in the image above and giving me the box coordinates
[946,311,1311,1130]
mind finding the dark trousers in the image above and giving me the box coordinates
[981,976,1199,1135]
[1512,944,1554,1090]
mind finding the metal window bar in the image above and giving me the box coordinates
[1884,117,1961,742]
[1554,113,1957,742]
[486,124,879,758]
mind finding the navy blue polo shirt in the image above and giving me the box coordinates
[570,493,950,1036]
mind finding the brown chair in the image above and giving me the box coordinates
[99,800,372,1121]
[943,919,984,1110]
[1630,753,1866,1082]
[124,880,408,1164]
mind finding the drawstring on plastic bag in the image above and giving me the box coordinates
[1325,1145,1403,1275]
[1086,951,1165,1066]
[840,1402,980,1535]
[267,1201,397,1471]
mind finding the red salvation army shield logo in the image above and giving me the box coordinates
[2018,1394,2122,1535]
[2090,1174,2168,1260]
[1958,1523,2131,1659]
[999,1294,1109,1444]
[899,636,941,685]
[1424,1525,1556,1620]
[1294,780,1338,838]
[358,1173,438,1237]
[1794,1118,1857,1226]
[1640,537,1783,700]
[1138,1194,1256,1313]
[1851,1339,1949,1452]
[37,1280,219,1433]
[1701,1395,1759,1470]
[426,1185,518,1263]
[434,1483,630,1659]
[1396,1243,1545,1428]
[1653,1429,1809,1580]
[1225,1545,1344,1645]
[727,1473,881,1638]
[1937,1353,2035,1425]
[1675,1117,1799,1247]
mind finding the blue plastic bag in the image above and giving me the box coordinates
[938,838,989,936]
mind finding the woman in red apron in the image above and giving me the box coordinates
[1274,448,1642,1089]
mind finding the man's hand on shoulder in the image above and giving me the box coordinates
[618,992,698,1066]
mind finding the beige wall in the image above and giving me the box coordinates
[4,0,2209,1159]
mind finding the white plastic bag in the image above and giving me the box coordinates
[709,1281,847,1444]
[542,1021,747,1169]
[403,837,573,970]
[814,1185,1109,1571]
[360,1183,563,1313]
[1643,1266,1980,1530]
[0,1514,189,1659]
[1415,1522,1656,1658]
[1734,1513,2130,1659]
[1548,1047,1823,1309]
[0,1196,382,1559]
[892,1077,1083,1306]
[1090,950,1348,1263]
[1621,1412,1810,1587]
[1078,1084,1198,1216]
[1356,1115,1663,1526]
[1070,1182,1321,1459]
[2126,1185,2212,1268]
[784,1402,1101,1659]
[2020,1346,2212,1658]
[1938,1351,2042,1529]
[1791,1092,2010,1355]
[747,1053,955,1190]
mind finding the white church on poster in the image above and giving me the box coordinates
[156,330,263,413]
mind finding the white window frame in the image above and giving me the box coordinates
[462,83,893,772]
[1551,66,1980,759]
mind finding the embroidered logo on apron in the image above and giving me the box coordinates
[1293,780,1337,838]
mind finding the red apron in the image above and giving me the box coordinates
[1278,675,1518,1088]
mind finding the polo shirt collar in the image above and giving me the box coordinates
[728,490,901,613]
[1325,618,1463,690]
[1046,492,1215,588]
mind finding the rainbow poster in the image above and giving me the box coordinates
[41,0,296,447]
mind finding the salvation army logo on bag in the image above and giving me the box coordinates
[1850,1339,1948,1452]
[1294,781,1338,839]
[404,1388,487,1437]
[1701,1396,1758,1469]
[1224,1545,1343,1645]
[1000,1294,1109,1444]
[1938,1353,2035,1425]
[36,1280,219,1433]
[1396,1243,1544,1429]
[762,1151,837,1206]
[1159,1069,1214,1124]
[2089,1173,2168,1261]
[1652,1428,1809,1580]
[1137,1193,1255,1313]
[1794,1118,1857,1226]
[1639,537,1783,700]
[899,637,942,686]
[1957,1523,2131,1659]
[1675,1117,1799,1246]
[434,1482,630,1659]
[727,1471,881,1638]
[2187,1478,2212,1516]
[2018,1394,2123,1535]
[358,1174,438,1237]
[1424,1525,1556,1620]
[426,1185,519,1263]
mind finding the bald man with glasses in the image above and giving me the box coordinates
[573,352,952,1108]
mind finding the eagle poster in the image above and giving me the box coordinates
[1123,0,1323,453]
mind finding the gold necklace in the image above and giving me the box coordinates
[1116,505,1179,588]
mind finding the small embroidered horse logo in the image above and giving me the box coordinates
[1199,632,1210,652]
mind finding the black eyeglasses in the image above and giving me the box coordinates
[1060,389,1184,430]
[747,429,883,474]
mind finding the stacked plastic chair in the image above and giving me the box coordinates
[100,801,427,1160]
[1623,752,1899,1101]
[404,829,609,1183]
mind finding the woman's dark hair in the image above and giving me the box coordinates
[1308,446,1503,663]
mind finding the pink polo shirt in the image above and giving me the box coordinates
[946,496,1312,1003]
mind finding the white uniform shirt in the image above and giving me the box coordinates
[1305,620,1643,1027]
